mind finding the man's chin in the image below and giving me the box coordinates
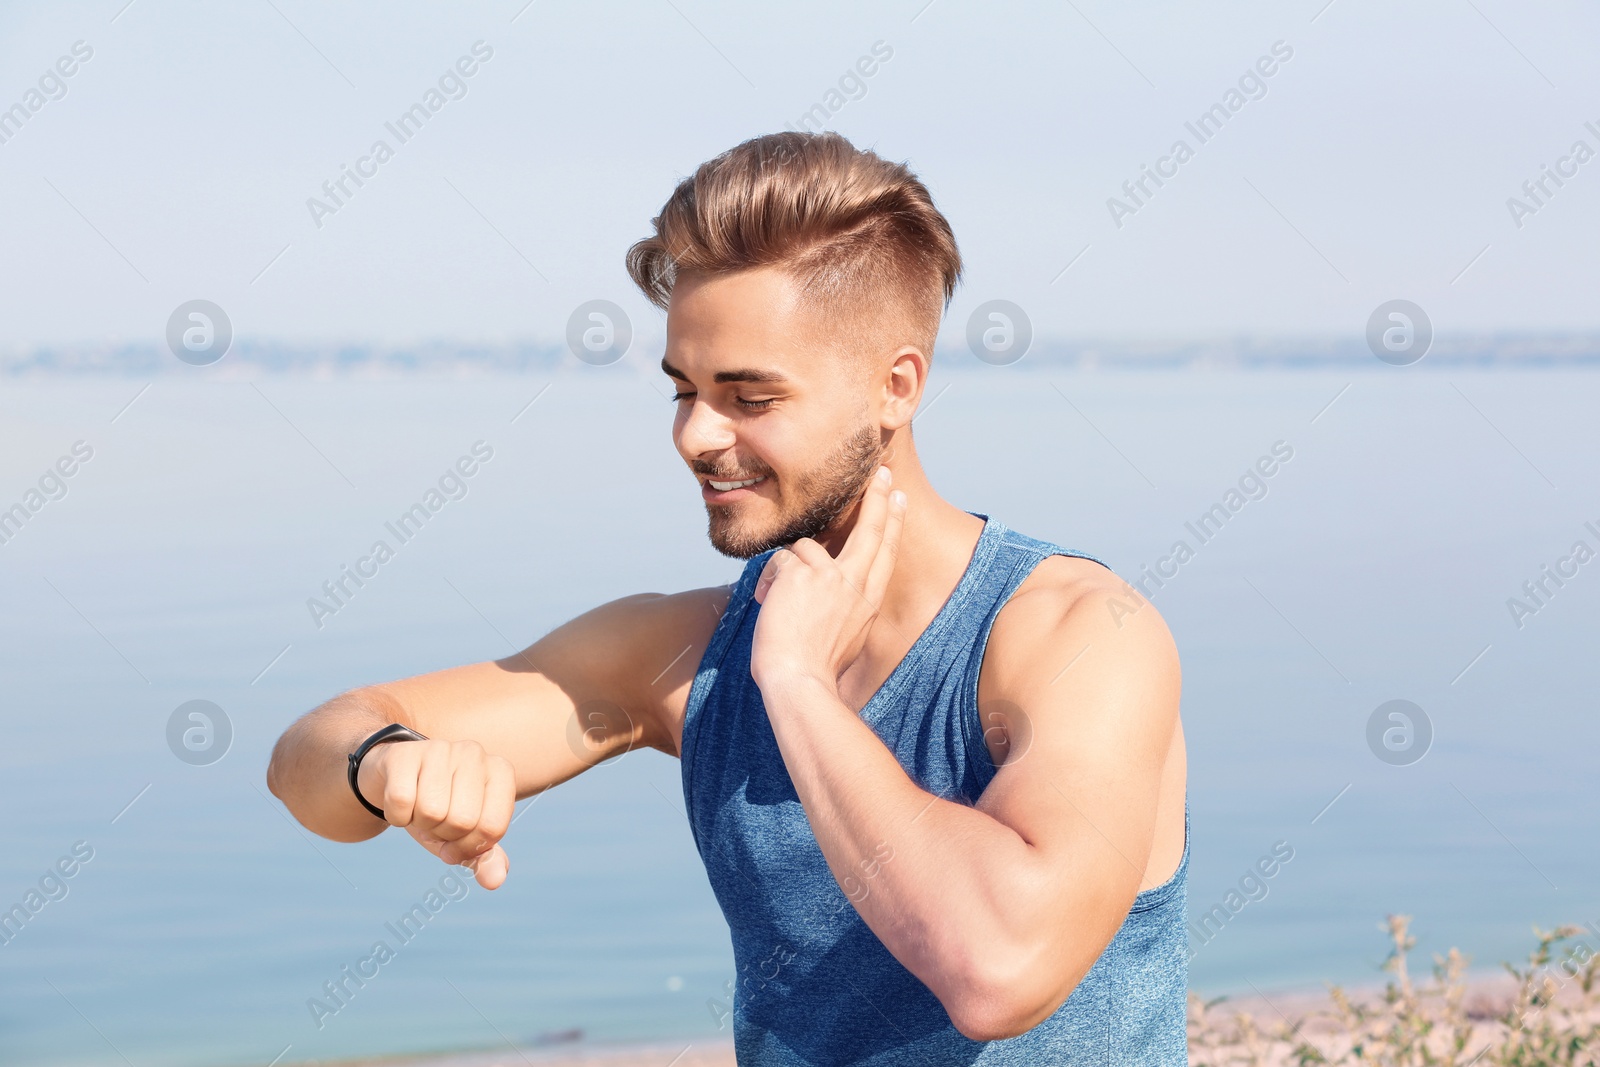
[705,504,811,559]
[705,503,848,560]
[706,514,782,560]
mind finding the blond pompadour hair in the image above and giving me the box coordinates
[626,131,962,358]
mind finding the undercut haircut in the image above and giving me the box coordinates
[626,131,962,359]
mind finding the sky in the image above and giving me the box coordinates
[0,0,1598,352]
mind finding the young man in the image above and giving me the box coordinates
[268,131,1188,1065]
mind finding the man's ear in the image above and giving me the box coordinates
[882,346,929,429]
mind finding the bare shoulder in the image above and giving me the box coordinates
[982,552,1180,707]
[599,583,734,758]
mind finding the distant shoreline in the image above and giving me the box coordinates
[8,334,1600,377]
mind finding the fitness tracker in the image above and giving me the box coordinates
[346,722,429,820]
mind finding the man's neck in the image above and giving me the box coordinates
[817,459,986,640]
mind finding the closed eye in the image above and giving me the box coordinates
[668,391,775,410]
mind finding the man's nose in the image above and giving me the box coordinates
[676,399,736,457]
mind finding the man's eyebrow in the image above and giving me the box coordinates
[660,357,788,385]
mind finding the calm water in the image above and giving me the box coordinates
[2,363,1597,1066]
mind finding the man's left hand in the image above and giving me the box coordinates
[750,465,907,695]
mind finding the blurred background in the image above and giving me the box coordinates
[1,1,1597,1065]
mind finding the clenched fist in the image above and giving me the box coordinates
[357,738,516,889]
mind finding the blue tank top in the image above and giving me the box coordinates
[680,513,1190,1065]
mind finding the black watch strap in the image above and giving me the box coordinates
[347,722,428,820]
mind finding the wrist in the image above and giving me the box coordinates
[757,667,841,708]
[348,723,428,819]
[355,738,394,803]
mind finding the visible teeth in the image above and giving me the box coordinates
[709,476,762,491]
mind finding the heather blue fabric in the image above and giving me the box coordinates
[680,513,1190,1066]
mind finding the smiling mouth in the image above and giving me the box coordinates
[706,475,767,492]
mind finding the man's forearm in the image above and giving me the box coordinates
[760,674,1059,1032]
[266,687,403,842]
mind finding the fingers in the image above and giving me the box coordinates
[374,741,422,826]
[756,467,903,609]
[841,464,904,613]
[836,465,894,581]
[379,739,516,888]
[757,464,897,599]
[405,825,508,889]
[467,843,510,890]
[440,754,486,843]
[406,740,456,833]
[863,485,906,607]
[753,548,793,604]
[439,755,515,865]
[754,550,779,603]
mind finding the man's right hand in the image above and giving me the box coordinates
[266,589,730,880]
[358,739,516,889]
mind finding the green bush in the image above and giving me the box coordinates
[1189,916,1600,1066]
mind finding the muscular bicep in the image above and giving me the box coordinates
[973,573,1182,980]
[371,586,729,799]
